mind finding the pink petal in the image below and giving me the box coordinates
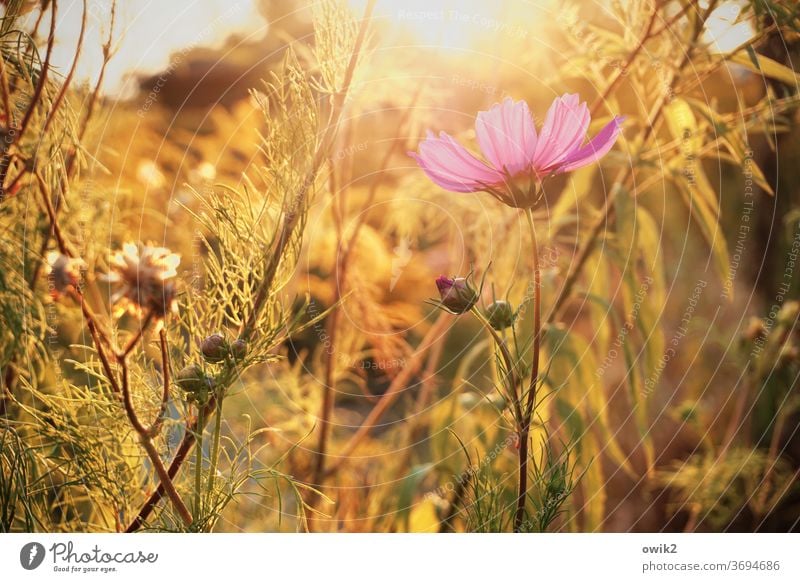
[555,116,626,173]
[475,97,537,174]
[532,93,590,172]
[409,131,504,193]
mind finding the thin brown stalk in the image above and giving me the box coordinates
[514,209,541,532]
[66,0,117,178]
[15,0,57,144]
[119,311,155,359]
[34,169,70,256]
[125,397,215,531]
[137,433,193,527]
[119,321,192,527]
[0,53,12,124]
[589,1,662,117]
[312,86,424,486]
[311,163,344,486]
[41,0,88,135]
[323,311,452,478]
[70,289,120,395]
[650,0,699,37]
[412,335,446,421]
[148,328,171,438]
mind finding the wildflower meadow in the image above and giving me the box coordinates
[0,0,799,543]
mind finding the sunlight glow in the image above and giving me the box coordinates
[348,0,516,51]
[703,1,756,53]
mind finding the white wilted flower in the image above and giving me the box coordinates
[106,242,180,319]
[45,251,84,298]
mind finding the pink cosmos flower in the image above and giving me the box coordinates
[410,94,625,208]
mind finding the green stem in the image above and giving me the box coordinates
[206,396,224,511]
[470,308,522,426]
[194,405,205,525]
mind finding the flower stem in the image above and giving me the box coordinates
[194,405,205,524]
[470,308,522,426]
[125,398,216,532]
[515,208,542,532]
[120,348,192,528]
[206,396,224,512]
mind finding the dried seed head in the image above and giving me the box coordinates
[106,242,180,319]
[45,252,83,298]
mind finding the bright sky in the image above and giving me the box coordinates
[24,0,755,97]
[42,0,268,97]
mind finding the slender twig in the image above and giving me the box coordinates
[66,0,117,178]
[34,169,69,256]
[14,0,57,144]
[2,166,27,197]
[41,0,88,135]
[589,1,662,117]
[311,162,343,486]
[0,53,13,124]
[119,311,154,359]
[546,0,719,326]
[312,86,424,486]
[148,328,171,437]
[323,312,452,478]
[119,341,192,526]
[137,434,193,527]
[125,397,215,531]
[70,288,119,394]
[650,0,699,37]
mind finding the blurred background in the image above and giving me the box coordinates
[2,0,799,532]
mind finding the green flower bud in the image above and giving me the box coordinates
[201,333,227,363]
[176,364,209,394]
[230,338,247,359]
[485,300,516,330]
